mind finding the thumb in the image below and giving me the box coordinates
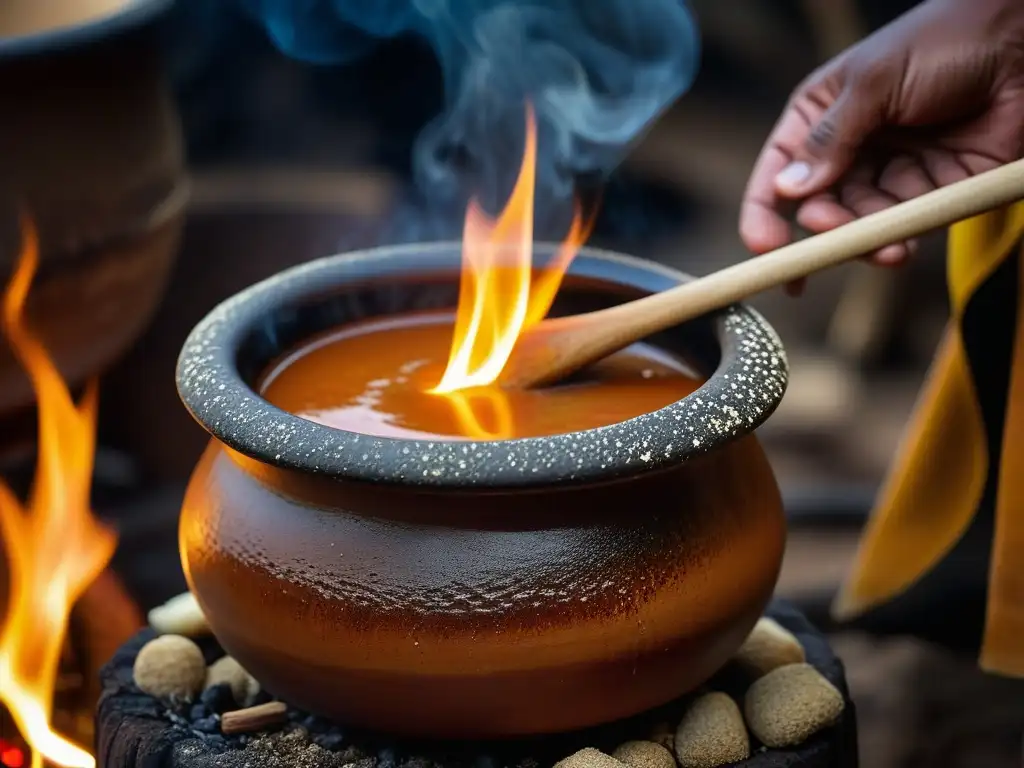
[775,82,885,198]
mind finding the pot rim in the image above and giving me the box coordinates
[176,243,788,489]
[0,0,173,59]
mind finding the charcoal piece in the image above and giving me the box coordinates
[199,684,235,715]
[96,600,857,768]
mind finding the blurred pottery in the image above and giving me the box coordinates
[176,243,789,737]
[0,0,186,415]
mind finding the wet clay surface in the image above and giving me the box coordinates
[1,0,129,37]
[181,432,785,736]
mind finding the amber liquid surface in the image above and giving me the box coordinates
[259,312,704,441]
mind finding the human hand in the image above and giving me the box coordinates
[739,0,1024,285]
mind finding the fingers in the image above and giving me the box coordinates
[740,69,887,257]
[795,156,940,266]
[796,192,855,232]
[876,154,933,200]
[774,91,856,198]
[796,186,913,265]
[740,106,824,254]
[918,148,973,186]
[775,78,887,199]
[785,278,807,297]
[842,158,926,265]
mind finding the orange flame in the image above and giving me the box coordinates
[0,218,116,768]
[430,102,595,398]
[443,388,514,441]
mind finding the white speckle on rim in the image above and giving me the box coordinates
[175,247,788,489]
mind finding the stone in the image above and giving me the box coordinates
[674,692,749,768]
[205,656,260,706]
[734,617,806,676]
[133,635,206,701]
[611,740,675,768]
[553,748,626,768]
[148,592,210,637]
[745,663,845,748]
[647,721,675,752]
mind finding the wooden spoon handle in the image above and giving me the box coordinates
[604,156,1024,336]
[506,158,1024,388]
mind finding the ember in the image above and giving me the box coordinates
[0,217,116,768]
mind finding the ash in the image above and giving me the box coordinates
[174,727,537,768]
[160,679,544,768]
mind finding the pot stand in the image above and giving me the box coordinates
[96,599,857,768]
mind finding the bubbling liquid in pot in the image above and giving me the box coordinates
[259,312,704,441]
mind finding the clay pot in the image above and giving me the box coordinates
[0,0,186,415]
[176,244,789,738]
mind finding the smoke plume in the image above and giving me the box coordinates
[240,0,700,219]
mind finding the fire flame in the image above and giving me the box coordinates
[430,102,594,398]
[443,388,515,441]
[0,217,116,768]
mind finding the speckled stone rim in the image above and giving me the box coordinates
[176,243,788,489]
[0,0,172,59]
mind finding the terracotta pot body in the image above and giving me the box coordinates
[0,0,186,415]
[176,244,789,738]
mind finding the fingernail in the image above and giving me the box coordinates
[776,161,811,191]
[874,245,906,266]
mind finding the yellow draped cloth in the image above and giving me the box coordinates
[833,202,1024,677]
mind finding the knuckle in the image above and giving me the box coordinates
[839,183,874,208]
[807,118,839,149]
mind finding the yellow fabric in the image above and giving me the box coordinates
[983,238,1024,676]
[833,202,1024,677]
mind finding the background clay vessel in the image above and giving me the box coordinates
[0,0,186,417]
[176,244,789,738]
[0,0,184,630]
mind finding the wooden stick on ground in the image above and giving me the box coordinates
[221,702,289,735]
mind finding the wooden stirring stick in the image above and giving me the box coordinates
[501,157,1024,389]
